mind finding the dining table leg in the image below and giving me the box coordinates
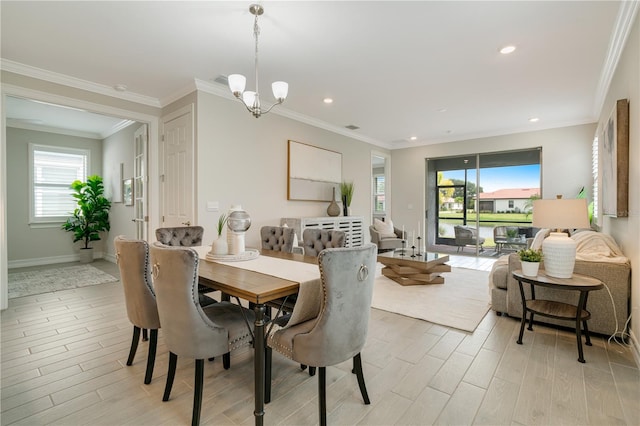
[253,303,266,426]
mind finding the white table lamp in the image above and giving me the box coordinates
[532,197,590,278]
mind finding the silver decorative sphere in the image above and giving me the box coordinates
[227,210,251,232]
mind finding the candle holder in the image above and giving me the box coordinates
[416,236,422,256]
[410,245,416,258]
[400,239,406,257]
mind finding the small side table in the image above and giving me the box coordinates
[512,270,604,363]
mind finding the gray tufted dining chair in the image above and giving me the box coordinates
[260,226,296,252]
[301,228,346,257]
[155,226,217,307]
[114,235,160,385]
[149,242,255,426]
[265,244,377,425]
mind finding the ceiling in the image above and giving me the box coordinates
[1,1,634,148]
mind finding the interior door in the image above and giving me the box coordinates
[161,106,194,228]
[133,124,148,240]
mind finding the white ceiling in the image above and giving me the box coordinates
[1,1,634,148]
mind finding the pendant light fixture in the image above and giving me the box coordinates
[228,4,288,118]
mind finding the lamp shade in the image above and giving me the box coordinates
[228,74,246,96]
[532,198,589,278]
[532,198,590,230]
[271,81,288,101]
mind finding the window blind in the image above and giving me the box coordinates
[31,145,88,222]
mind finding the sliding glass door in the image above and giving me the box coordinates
[426,148,541,255]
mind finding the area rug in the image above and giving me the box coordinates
[8,265,119,298]
[371,265,490,332]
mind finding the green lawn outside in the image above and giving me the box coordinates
[438,211,532,227]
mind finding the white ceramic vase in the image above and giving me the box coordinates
[210,236,228,255]
[521,261,540,277]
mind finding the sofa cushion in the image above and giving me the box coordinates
[374,218,396,239]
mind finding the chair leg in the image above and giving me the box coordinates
[353,353,370,404]
[318,367,327,426]
[309,366,316,376]
[163,352,178,402]
[265,347,272,403]
[222,352,231,369]
[144,329,158,384]
[142,328,148,341]
[126,326,141,366]
[192,359,204,426]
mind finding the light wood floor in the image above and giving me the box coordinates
[2,260,638,425]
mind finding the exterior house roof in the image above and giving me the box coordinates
[478,188,540,200]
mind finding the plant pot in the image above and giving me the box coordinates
[210,236,228,255]
[78,248,94,264]
[521,261,540,277]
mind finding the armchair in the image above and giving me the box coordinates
[454,225,485,252]
[369,225,404,252]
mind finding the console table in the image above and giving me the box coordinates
[512,270,604,363]
[281,216,364,248]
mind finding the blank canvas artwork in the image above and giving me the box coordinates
[288,140,342,201]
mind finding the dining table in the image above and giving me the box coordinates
[193,246,319,426]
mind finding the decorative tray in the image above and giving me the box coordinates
[205,248,260,262]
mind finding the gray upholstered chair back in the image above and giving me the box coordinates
[114,236,160,330]
[260,226,295,252]
[149,242,233,359]
[302,229,346,257]
[274,244,377,367]
[155,226,204,247]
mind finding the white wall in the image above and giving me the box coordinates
[193,91,387,247]
[390,123,596,237]
[6,127,103,266]
[102,123,142,260]
[598,13,639,359]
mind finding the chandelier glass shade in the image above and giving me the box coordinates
[228,4,288,118]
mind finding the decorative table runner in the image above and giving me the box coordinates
[194,246,322,324]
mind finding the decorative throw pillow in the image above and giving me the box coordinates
[374,218,397,239]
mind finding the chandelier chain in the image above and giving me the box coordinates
[253,13,260,99]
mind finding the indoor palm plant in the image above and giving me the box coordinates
[210,213,228,255]
[61,175,111,263]
[518,248,542,276]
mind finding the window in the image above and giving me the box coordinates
[29,144,89,223]
[374,175,385,212]
[508,200,514,208]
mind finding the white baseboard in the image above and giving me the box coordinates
[9,252,105,269]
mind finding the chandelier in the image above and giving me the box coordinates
[228,4,288,118]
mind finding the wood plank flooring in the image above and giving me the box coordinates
[2,259,638,425]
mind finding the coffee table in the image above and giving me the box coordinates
[377,250,451,285]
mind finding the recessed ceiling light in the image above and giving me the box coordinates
[437,108,447,113]
[529,117,540,123]
[410,136,417,141]
[499,45,516,54]
[323,98,333,104]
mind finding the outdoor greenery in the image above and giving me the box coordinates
[61,175,111,249]
[518,248,543,262]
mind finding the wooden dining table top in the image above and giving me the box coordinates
[196,248,318,305]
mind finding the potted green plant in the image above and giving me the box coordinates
[61,175,111,263]
[340,181,354,216]
[210,213,228,255]
[518,248,543,276]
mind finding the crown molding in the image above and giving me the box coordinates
[593,0,639,117]
[102,120,137,139]
[6,119,102,139]
[193,78,390,149]
[1,59,162,108]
